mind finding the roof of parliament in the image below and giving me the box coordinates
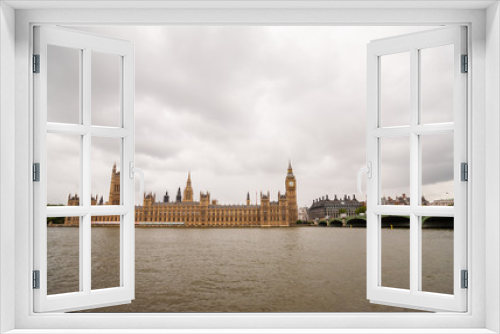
[309,194,359,209]
[140,161,295,207]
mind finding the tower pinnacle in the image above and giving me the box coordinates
[109,163,120,205]
[287,160,294,177]
[176,187,182,202]
[285,160,297,226]
[183,171,194,202]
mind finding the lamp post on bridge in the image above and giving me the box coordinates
[340,213,347,227]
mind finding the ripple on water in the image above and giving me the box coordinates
[43,227,453,313]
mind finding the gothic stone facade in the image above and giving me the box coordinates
[307,194,363,220]
[66,163,298,227]
[64,163,121,225]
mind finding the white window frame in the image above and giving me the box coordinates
[366,26,468,312]
[1,1,499,333]
[33,25,136,313]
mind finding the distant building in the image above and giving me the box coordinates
[307,194,362,220]
[381,194,430,206]
[381,193,410,205]
[65,163,121,225]
[298,207,308,221]
[65,162,298,227]
[431,198,454,206]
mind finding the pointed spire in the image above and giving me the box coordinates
[183,171,194,202]
[247,192,250,200]
[164,191,170,203]
[176,187,182,202]
[287,160,294,177]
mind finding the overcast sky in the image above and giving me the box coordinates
[46,25,455,208]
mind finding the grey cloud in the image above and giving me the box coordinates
[48,25,450,207]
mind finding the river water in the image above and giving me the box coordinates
[47,227,453,313]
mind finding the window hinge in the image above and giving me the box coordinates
[33,54,40,73]
[461,54,468,73]
[461,162,468,182]
[33,163,40,182]
[461,270,468,289]
[32,270,40,289]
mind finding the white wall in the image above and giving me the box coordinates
[6,4,494,332]
[0,2,16,333]
[486,2,500,333]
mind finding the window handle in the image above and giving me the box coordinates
[129,161,145,198]
[357,162,372,195]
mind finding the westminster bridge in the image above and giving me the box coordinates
[316,215,454,228]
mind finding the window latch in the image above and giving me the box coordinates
[129,161,145,200]
[357,161,372,195]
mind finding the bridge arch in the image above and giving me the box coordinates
[318,221,328,226]
[422,216,454,229]
[381,215,410,228]
[346,218,366,227]
[329,219,343,227]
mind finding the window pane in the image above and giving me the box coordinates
[381,215,410,289]
[47,217,80,295]
[91,137,122,205]
[420,44,454,124]
[421,133,454,206]
[47,133,80,206]
[380,136,410,205]
[47,45,81,124]
[380,52,410,127]
[421,216,454,294]
[91,215,121,290]
[92,52,121,127]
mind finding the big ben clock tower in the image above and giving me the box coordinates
[285,161,298,225]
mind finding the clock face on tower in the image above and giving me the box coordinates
[288,181,294,187]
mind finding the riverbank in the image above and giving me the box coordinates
[48,223,296,228]
[47,223,453,229]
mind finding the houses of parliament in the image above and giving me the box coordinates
[65,162,298,227]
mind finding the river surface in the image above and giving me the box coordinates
[47,227,453,312]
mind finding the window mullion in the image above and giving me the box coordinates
[77,48,84,293]
[82,47,92,294]
[365,48,379,300]
[453,26,468,307]
[82,214,91,293]
[409,47,420,294]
